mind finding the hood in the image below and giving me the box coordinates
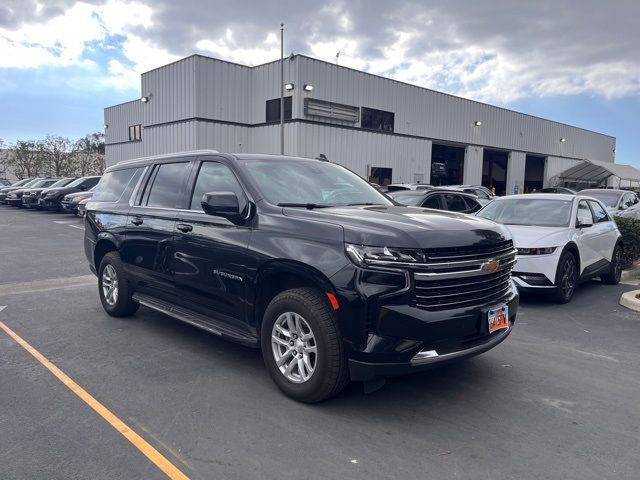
[504,225,570,248]
[282,205,511,248]
[64,191,93,200]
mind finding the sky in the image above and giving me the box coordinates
[0,0,639,167]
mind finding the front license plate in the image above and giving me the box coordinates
[488,305,509,334]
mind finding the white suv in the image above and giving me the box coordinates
[477,193,623,303]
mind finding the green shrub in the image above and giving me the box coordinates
[614,216,640,268]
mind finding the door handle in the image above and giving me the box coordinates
[131,217,143,226]
[176,223,193,233]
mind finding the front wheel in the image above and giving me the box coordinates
[601,245,623,285]
[554,251,578,303]
[261,288,349,403]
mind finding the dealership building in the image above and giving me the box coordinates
[104,54,618,195]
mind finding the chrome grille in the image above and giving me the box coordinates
[413,240,516,311]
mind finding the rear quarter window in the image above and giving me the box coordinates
[92,168,143,202]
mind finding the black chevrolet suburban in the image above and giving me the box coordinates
[85,151,518,402]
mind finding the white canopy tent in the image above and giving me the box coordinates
[555,159,640,190]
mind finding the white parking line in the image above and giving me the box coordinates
[0,275,96,296]
[53,220,77,224]
[68,224,84,230]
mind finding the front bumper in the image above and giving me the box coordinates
[22,195,38,207]
[5,196,23,206]
[347,284,519,382]
[39,197,62,210]
[512,251,560,290]
[61,200,78,213]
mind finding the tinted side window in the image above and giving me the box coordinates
[587,200,610,223]
[423,195,441,209]
[82,177,101,189]
[444,193,468,212]
[145,162,189,208]
[577,200,595,224]
[189,162,245,211]
[471,189,490,200]
[93,168,141,202]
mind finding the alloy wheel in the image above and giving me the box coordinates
[101,264,119,306]
[561,256,576,299]
[271,312,317,383]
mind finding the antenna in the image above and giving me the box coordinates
[335,51,341,64]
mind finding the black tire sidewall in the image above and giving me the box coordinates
[555,251,578,303]
[261,290,343,402]
[98,252,138,317]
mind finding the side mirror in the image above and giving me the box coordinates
[201,192,248,222]
[577,217,593,228]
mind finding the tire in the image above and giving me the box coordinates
[98,252,139,317]
[601,244,623,285]
[553,251,579,304]
[260,287,349,403]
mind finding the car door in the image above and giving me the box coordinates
[120,160,192,301]
[587,199,619,263]
[171,157,254,330]
[575,199,602,274]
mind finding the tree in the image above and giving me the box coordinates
[42,135,75,176]
[0,138,8,178]
[72,132,106,176]
[10,140,45,178]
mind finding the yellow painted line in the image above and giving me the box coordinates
[0,317,190,480]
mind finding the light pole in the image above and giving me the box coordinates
[280,23,284,155]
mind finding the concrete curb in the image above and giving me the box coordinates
[621,262,640,281]
[619,290,640,313]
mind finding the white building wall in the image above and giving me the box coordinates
[543,156,583,187]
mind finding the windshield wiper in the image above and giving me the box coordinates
[346,202,385,206]
[277,203,334,209]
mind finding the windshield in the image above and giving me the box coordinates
[240,158,392,207]
[581,190,621,207]
[29,179,51,188]
[477,198,573,227]
[50,177,75,188]
[389,193,424,206]
[67,177,91,188]
[11,178,32,187]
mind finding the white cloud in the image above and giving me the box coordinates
[195,30,279,66]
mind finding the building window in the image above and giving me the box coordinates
[128,124,142,141]
[361,107,394,132]
[266,97,292,123]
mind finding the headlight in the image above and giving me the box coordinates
[517,247,557,255]
[345,243,426,267]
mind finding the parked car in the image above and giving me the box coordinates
[536,187,577,194]
[61,188,95,215]
[388,189,483,214]
[445,184,496,202]
[579,189,639,215]
[76,196,92,217]
[5,178,62,206]
[38,176,101,211]
[0,178,37,204]
[476,193,622,303]
[22,177,76,208]
[0,178,11,187]
[386,183,433,191]
[85,151,519,402]
[437,185,493,205]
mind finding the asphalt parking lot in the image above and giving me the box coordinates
[1,206,640,480]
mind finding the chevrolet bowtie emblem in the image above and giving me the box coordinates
[481,259,501,273]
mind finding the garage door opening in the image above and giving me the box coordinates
[482,149,509,196]
[431,144,465,186]
[525,155,545,192]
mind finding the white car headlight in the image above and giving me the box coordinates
[345,244,426,267]
[518,247,557,255]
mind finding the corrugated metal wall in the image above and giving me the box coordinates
[295,56,615,162]
[104,100,142,145]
